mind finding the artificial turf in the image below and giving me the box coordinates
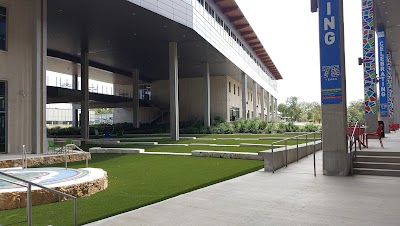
[0,154,264,225]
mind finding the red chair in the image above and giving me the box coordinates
[366,124,384,148]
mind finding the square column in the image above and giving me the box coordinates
[132,69,140,128]
[80,51,89,140]
[241,71,247,119]
[253,81,257,118]
[72,72,79,127]
[32,0,47,153]
[265,91,270,121]
[377,29,389,133]
[271,96,275,121]
[169,42,179,141]
[319,0,349,176]
[362,0,378,134]
[203,63,210,127]
[274,98,278,120]
[261,89,265,120]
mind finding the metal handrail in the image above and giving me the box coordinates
[0,171,77,226]
[65,144,90,169]
[347,121,360,175]
[22,144,27,169]
[270,130,322,176]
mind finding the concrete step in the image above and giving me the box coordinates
[354,162,400,170]
[354,168,400,177]
[356,151,400,157]
[356,156,400,163]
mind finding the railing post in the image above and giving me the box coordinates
[285,139,288,167]
[313,132,316,177]
[305,134,308,157]
[27,184,32,226]
[271,143,274,174]
[65,146,68,169]
[86,152,89,168]
[296,136,299,162]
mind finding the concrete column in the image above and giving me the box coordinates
[362,0,378,134]
[203,63,210,127]
[271,96,275,122]
[320,0,349,176]
[253,81,257,118]
[169,42,179,141]
[396,72,399,123]
[275,98,278,120]
[241,71,247,119]
[132,69,140,128]
[265,92,270,121]
[80,51,89,140]
[32,0,47,154]
[261,89,265,120]
[72,72,79,127]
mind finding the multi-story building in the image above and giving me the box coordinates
[0,0,282,154]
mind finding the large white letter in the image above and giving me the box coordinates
[324,16,335,31]
[327,2,331,15]
[325,32,335,45]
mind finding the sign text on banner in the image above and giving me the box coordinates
[378,29,388,117]
[319,0,342,104]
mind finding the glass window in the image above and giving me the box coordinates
[228,82,231,93]
[0,6,6,51]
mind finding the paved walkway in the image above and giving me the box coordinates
[86,132,400,225]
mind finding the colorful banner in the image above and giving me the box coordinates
[362,0,377,114]
[387,52,394,118]
[319,0,342,104]
[378,29,388,117]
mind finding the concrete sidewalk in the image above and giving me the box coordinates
[87,143,400,225]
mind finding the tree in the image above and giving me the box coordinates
[347,99,364,122]
[309,102,321,123]
[278,103,289,117]
[279,96,302,121]
[95,108,113,114]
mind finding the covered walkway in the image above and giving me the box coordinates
[86,133,400,225]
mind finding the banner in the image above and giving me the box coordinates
[378,29,388,117]
[387,52,393,118]
[319,0,342,104]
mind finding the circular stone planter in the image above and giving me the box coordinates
[0,167,108,210]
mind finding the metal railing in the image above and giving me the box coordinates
[22,144,27,169]
[64,144,90,169]
[347,121,360,175]
[0,171,77,226]
[270,130,322,176]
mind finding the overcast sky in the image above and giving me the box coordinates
[236,0,364,104]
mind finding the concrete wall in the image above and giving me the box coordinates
[113,107,159,124]
[0,0,35,153]
[227,75,268,119]
[152,76,228,122]
[259,141,323,172]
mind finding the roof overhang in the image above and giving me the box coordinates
[213,0,283,80]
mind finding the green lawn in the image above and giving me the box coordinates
[0,154,263,225]
[82,133,320,154]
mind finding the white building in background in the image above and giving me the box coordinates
[0,0,282,154]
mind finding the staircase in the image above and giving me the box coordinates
[353,151,400,177]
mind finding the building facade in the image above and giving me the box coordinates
[0,0,282,154]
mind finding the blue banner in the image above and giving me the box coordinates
[319,0,342,104]
[378,29,388,117]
